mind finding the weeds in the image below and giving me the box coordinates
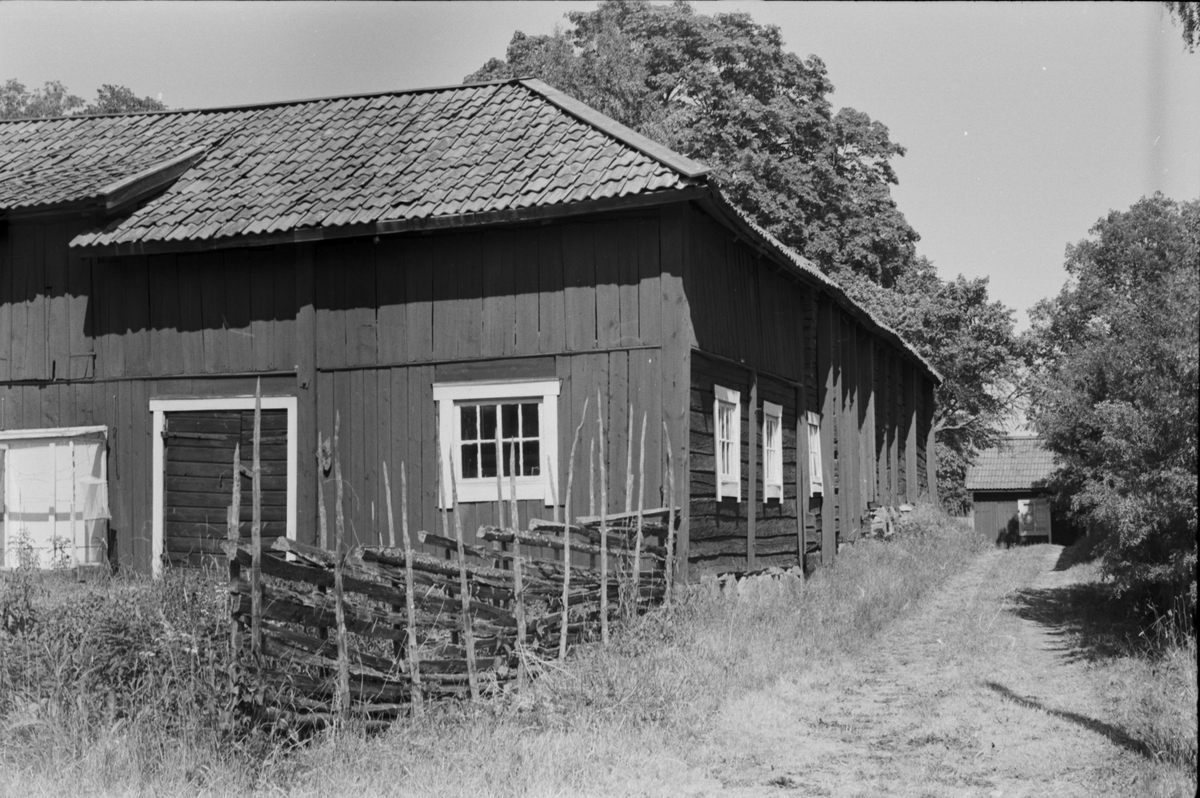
[14,506,1191,795]
[0,563,261,792]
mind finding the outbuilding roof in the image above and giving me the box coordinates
[965,436,1057,492]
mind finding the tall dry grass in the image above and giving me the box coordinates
[37,507,1200,796]
[2,506,986,795]
[0,563,265,795]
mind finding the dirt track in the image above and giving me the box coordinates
[690,544,1155,797]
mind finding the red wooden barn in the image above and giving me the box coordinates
[0,78,939,577]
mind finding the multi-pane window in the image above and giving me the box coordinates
[714,385,741,502]
[458,401,541,480]
[806,411,824,496]
[762,401,783,501]
[433,379,561,506]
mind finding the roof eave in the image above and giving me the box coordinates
[696,188,943,385]
[71,186,709,257]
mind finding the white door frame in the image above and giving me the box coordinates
[150,395,298,577]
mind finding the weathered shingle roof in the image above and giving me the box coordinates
[965,436,1057,491]
[0,80,698,247]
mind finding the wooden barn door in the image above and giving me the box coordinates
[162,409,289,568]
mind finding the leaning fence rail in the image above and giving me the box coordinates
[224,380,678,728]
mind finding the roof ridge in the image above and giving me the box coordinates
[517,78,711,180]
[0,77,523,124]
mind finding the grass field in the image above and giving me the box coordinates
[1,506,1194,796]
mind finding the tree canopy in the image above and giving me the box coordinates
[1163,1,1200,51]
[0,79,167,120]
[1028,194,1199,607]
[467,0,918,288]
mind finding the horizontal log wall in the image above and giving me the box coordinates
[687,353,801,575]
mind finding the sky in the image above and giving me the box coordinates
[1,1,1197,328]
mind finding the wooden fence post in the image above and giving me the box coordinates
[332,412,351,720]
[560,397,588,660]
[597,387,609,645]
[228,443,242,656]
[663,420,676,607]
[399,461,423,715]
[633,412,646,606]
[508,446,525,693]
[448,461,480,702]
[251,379,263,656]
[624,407,634,514]
[316,432,329,550]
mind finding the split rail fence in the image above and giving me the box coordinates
[223,382,680,729]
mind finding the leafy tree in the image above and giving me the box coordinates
[843,263,1027,513]
[468,0,918,287]
[1028,194,1199,607]
[85,84,167,115]
[1163,1,1200,51]
[0,79,84,119]
[0,79,165,120]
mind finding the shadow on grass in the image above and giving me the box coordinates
[984,681,1154,760]
[1009,541,1143,663]
[1051,536,1102,572]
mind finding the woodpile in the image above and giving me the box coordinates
[224,381,677,729]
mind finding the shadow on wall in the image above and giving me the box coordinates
[996,517,1020,548]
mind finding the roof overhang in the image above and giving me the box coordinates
[71,185,710,257]
[695,189,943,385]
[1,146,208,222]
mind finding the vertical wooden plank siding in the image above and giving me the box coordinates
[925,378,938,502]
[659,206,688,579]
[481,228,515,359]
[513,231,540,355]
[222,249,253,374]
[746,374,758,570]
[248,250,275,372]
[594,220,621,348]
[294,244,318,546]
[537,226,565,354]
[405,237,434,363]
[175,254,205,376]
[45,220,70,381]
[562,222,597,353]
[844,317,860,536]
[376,237,407,364]
[906,361,920,504]
[817,295,836,564]
[889,351,901,505]
[0,224,10,383]
[343,237,374,364]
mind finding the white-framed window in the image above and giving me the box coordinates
[762,401,783,502]
[806,410,823,497]
[714,384,741,502]
[0,426,109,570]
[433,379,560,506]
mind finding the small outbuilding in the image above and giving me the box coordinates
[965,435,1068,546]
